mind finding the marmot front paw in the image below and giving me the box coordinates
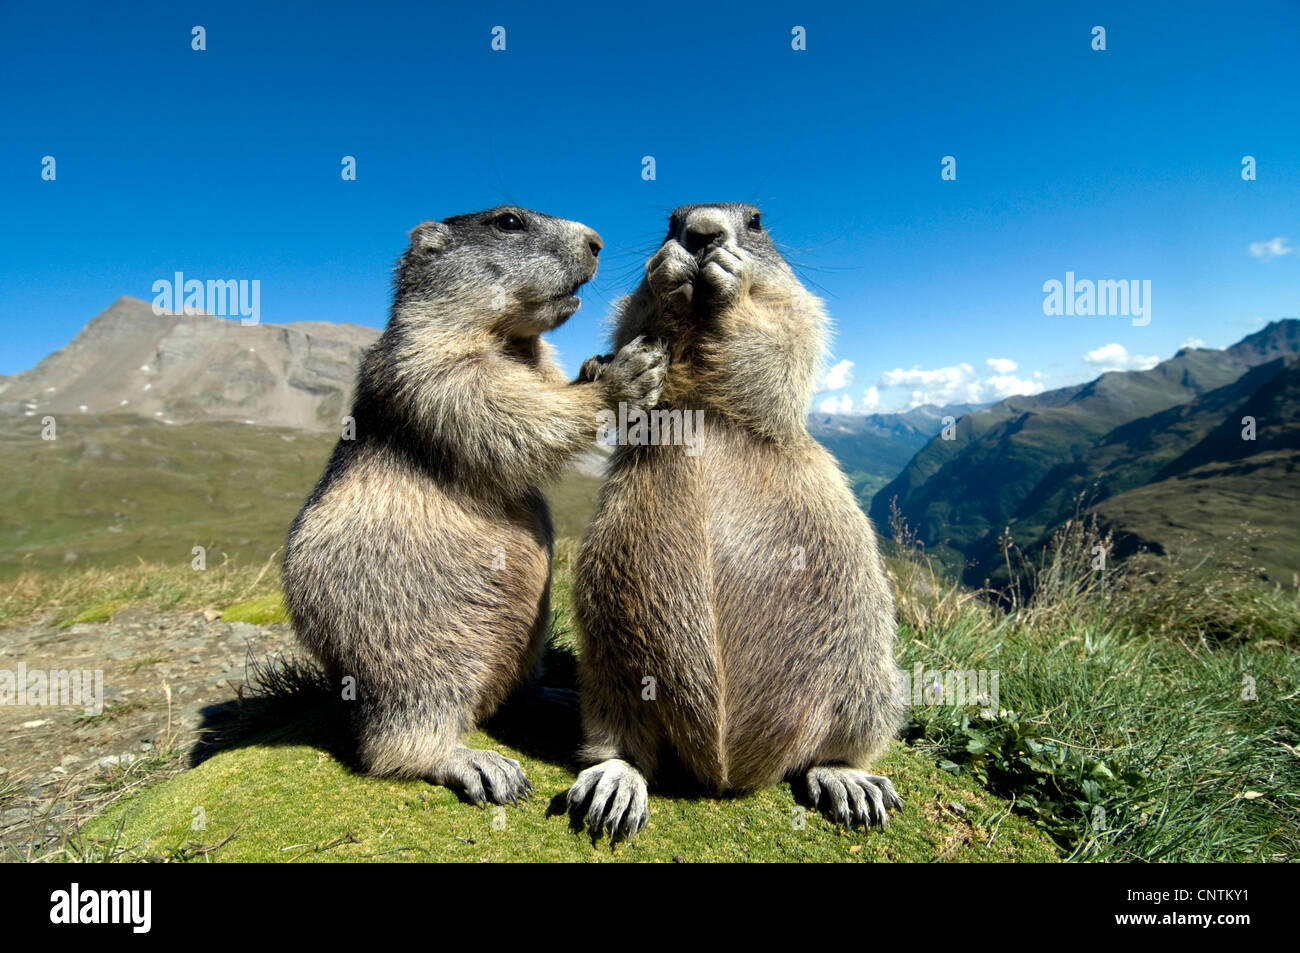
[601,335,667,410]
[699,244,750,304]
[647,242,697,314]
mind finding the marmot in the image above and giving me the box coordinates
[283,206,666,805]
[567,203,904,836]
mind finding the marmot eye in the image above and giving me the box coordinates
[495,212,526,232]
[746,214,763,231]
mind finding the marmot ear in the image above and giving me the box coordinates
[409,221,452,254]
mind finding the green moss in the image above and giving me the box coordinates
[220,592,287,625]
[81,725,1059,863]
[59,598,130,627]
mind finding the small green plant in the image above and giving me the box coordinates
[122,653,168,674]
[905,708,1146,849]
[75,698,153,725]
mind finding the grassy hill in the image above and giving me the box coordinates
[0,415,336,577]
[26,517,1298,863]
[1089,449,1300,580]
[0,414,601,580]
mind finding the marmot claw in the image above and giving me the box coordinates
[567,759,650,839]
[805,766,901,830]
[433,747,532,807]
[579,353,614,383]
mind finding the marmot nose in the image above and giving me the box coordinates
[681,214,733,254]
[686,224,728,250]
[582,227,603,258]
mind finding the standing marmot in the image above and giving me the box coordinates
[283,206,666,805]
[567,203,903,836]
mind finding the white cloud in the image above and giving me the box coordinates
[984,375,1041,400]
[1249,236,1292,261]
[818,359,854,392]
[879,362,976,392]
[1182,337,1206,349]
[873,361,1043,410]
[817,385,882,415]
[817,394,855,414]
[1083,342,1159,372]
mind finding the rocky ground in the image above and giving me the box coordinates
[0,608,296,859]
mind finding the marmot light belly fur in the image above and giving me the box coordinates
[283,206,666,805]
[568,203,903,836]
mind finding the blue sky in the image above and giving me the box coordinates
[2,1,1297,412]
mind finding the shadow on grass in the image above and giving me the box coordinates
[188,633,753,837]
[188,637,587,782]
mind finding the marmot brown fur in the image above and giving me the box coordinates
[567,203,903,836]
[283,206,666,805]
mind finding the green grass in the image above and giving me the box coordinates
[889,514,1300,860]
[0,414,338,579]
[75,697,153,723]
[0,557,284,627]
[121,653,168,674]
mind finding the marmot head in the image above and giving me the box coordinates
[663,202,796,301]
[614,202,808,351]
[611,203,828,420]
[394,206,603,337]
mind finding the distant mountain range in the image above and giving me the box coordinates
[870,320,1300,584]
[3,299,1296,586]
[0,295,970,495]
[807,403,988,503]
[0,297,379,431]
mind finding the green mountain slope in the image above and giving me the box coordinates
[870,321,1300,583]
[1088,360,1300,580]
